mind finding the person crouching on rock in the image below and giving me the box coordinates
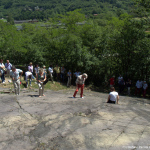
[73,73,88,99]
[36,68,46,97]
[25,70,32,88]
[107,87,119,104]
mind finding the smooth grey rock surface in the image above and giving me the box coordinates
[0,88,150,150]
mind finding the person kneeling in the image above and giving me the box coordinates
[107,87,119,104]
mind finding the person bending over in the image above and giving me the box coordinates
[107,87,119,104]
[25,70,32,87]
[10,65,23,95]
[73,73,88,98]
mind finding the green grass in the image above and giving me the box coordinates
[0,76,67,91]
[20,79,68,91]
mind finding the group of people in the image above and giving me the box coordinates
[0,59,149,101]
[0,59,12,83]
[0,60,89,98]
[108,75,148,98]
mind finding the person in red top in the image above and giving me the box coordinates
[109,76,115,87]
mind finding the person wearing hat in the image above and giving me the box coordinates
[72,73,88,98]
[143,81,148,98]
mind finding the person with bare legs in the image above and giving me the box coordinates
[36,68,47,97]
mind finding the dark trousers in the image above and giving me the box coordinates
[119,84,124,94]
[107,99,116,104]
[135,88,141,95]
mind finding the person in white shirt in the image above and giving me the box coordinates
[135,79,143,96]
[10,65,23,95]
[73,73,88,98]
[0,59,5,83]
[107,87,119,104]
[5,60,12,77]
[28,62,35,79]
[67,70,72,87]
[48,65,53,83]
[143,81,148,98]
[25,70,32,87]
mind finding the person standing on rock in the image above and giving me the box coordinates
[118,75,123,85]
[126,78,131,95]
[109,76,115,87]
[36,68,47,97]
[48,65,54,83]
[107,87,119,104]
[34,64,39,78]
[72,73,88,98]
[10,65,23,95]
[67,70,72,87]
[5,60,12,77]
[28,62,35,79]
[143,81,148,98]
[54,64,60,81]
[135,79,143,96]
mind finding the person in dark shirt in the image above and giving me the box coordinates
[126,79,131,95]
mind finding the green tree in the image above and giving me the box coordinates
[6,14,14,25]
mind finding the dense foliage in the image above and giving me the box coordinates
[0,9,150,85]
[0,0,136,20]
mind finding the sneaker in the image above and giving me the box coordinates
[81,97,84,99]
[8,80,11,83]
[30,84,32,86]
[72,96,75,98]
[2,81,5,83]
